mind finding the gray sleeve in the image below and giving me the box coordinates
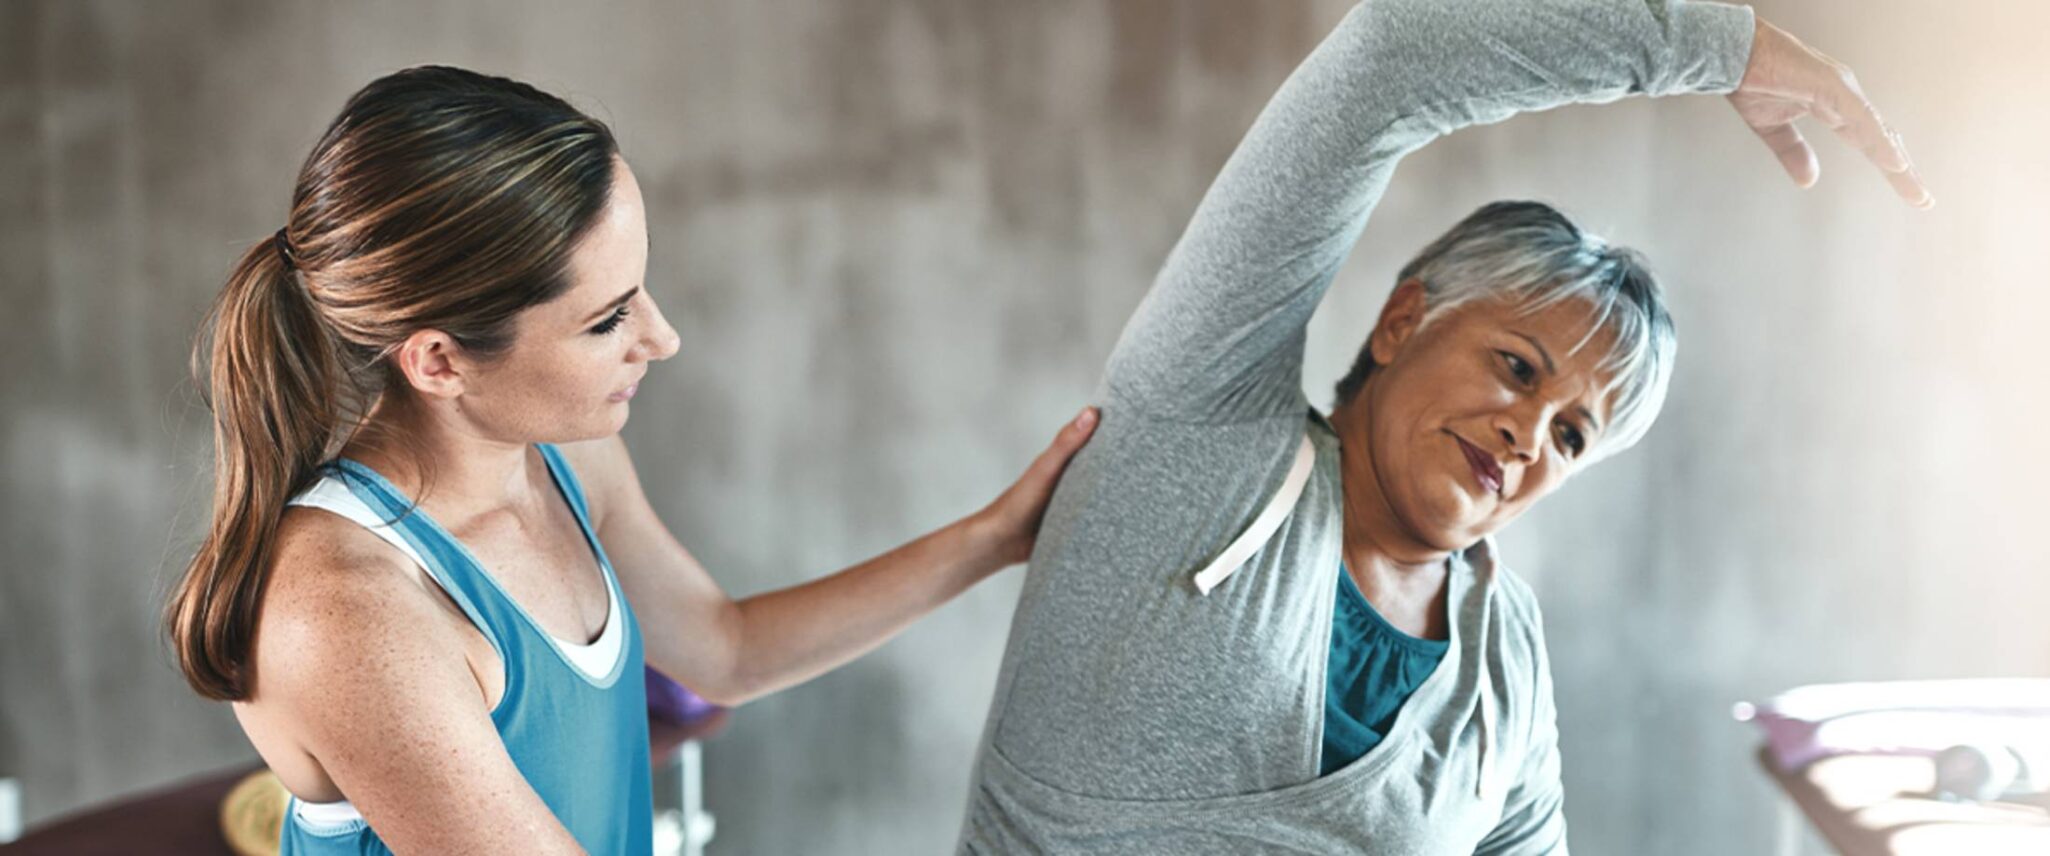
[1099,0,1756,423]
[1476,619,1569,856]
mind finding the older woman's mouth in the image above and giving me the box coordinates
[1451,433,1504,497]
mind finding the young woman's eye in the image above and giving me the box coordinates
[590,304,631,335]
[1499,351,1536,384]
[1557,422,1586,457]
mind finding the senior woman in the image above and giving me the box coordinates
[167,67,1097,854]
[957,0,1927,852]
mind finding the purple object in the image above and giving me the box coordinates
[1736,679,2050,770]
[646,666,722,725]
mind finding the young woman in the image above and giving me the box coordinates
[957,0,1928,852]
[166,66,1097,855]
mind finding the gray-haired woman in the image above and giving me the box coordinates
[958,0,1926,852]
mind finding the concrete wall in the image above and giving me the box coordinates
[4,0,2047,852]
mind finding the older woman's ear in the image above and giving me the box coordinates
[1367,278,1431,368]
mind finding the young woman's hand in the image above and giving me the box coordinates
[1728,17,1932,208]
[972,407,1100,569]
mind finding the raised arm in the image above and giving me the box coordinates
[1102,0,1921,422]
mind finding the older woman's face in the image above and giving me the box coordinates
[1347,282,1619,551]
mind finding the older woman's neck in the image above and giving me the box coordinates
[1334,473,1454,640]
[1328,407,1459,581]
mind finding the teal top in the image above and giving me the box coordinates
[277,443,654,856]
[1320,567,1450,776]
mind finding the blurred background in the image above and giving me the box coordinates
[4,0,2048,853]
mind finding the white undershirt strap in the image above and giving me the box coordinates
[285,476,624,671]
[1192,433,1316,595]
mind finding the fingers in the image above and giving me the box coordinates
[1028,406,1099,478]
[1749,17,1935,209]
[1750,121,1819,188]
[1054,406,1099,455]
[1880,163,1933,208]
[1820,69,1934,208]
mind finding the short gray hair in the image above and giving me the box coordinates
[1333,200,1676,464]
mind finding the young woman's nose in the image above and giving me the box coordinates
[633,300,681,362]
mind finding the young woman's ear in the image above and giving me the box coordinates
[392,329,470,400]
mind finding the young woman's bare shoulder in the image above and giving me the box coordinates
[268,505,427,601]
[249,509,569,852]
[255,507,464,697]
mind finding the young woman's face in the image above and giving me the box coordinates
[457,157,680,444]
[1348,286,1619,552]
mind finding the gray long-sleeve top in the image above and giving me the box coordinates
[957,1,1755,853]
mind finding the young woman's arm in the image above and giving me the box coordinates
[256,516,588,854]
[566,407,1096,706]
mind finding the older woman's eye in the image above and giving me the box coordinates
[1500,351,1536,384]
[1558,422,1586,457]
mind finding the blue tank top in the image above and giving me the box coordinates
[278,443,654,855]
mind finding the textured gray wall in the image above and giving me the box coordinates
[4,0,2047,853]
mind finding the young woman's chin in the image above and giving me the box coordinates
[589,400,631,435]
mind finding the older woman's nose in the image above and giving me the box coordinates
[1496,427,1528,462]
[1496,415,1544,464]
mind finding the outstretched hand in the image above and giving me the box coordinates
[976,407,1100,568]
[1728,17,1932,208]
